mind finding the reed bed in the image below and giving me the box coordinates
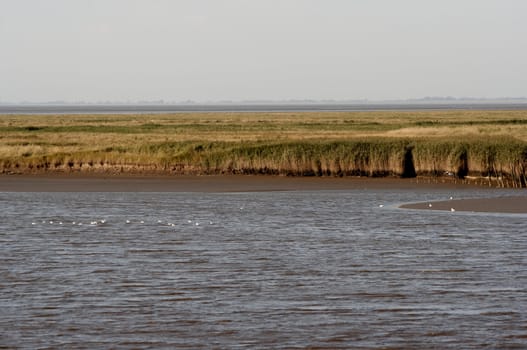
[1,110,526,186]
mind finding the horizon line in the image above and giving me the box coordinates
[2,96,527,106]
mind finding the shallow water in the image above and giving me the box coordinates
[1,189,526,349]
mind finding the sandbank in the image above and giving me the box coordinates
[1,174,526,214]
[401,196,527,214]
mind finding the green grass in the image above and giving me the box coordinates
[1,110,527,186]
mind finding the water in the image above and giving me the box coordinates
[2,102,527,114]
[1,189,526,349]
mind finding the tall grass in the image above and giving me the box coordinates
[3,138,525,186]
[1,111,527,187]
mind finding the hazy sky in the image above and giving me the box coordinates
[1,0,526,102]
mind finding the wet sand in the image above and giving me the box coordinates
[401,196,527,214]
[1,174,526,214]
[0,174,448,192]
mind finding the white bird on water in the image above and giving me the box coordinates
[450,208,456,212]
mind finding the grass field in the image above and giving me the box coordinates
[1,110,527,186]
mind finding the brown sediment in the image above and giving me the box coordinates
[2,173,526,213]
[401,196,527,214]
[0,173,488,193]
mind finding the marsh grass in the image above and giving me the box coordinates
[1,111,526,186]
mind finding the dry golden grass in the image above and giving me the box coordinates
[2,110,527,141]
[1,110,526,186]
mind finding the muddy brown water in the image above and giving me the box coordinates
[1,189,526,349]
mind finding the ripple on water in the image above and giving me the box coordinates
[0,190,526,349]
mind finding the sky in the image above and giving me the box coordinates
[1,0,527,103]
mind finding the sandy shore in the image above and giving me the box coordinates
[401,196,527,214]
[1,174,526,214]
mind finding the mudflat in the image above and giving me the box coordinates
[0,174,443,192]
[1,174,526,214]
[401,196,527,214]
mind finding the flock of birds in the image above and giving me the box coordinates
[29,207,249,228]
[30,218,215,227]
[29,199,461,228]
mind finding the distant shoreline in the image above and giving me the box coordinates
[2,102,527,114]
